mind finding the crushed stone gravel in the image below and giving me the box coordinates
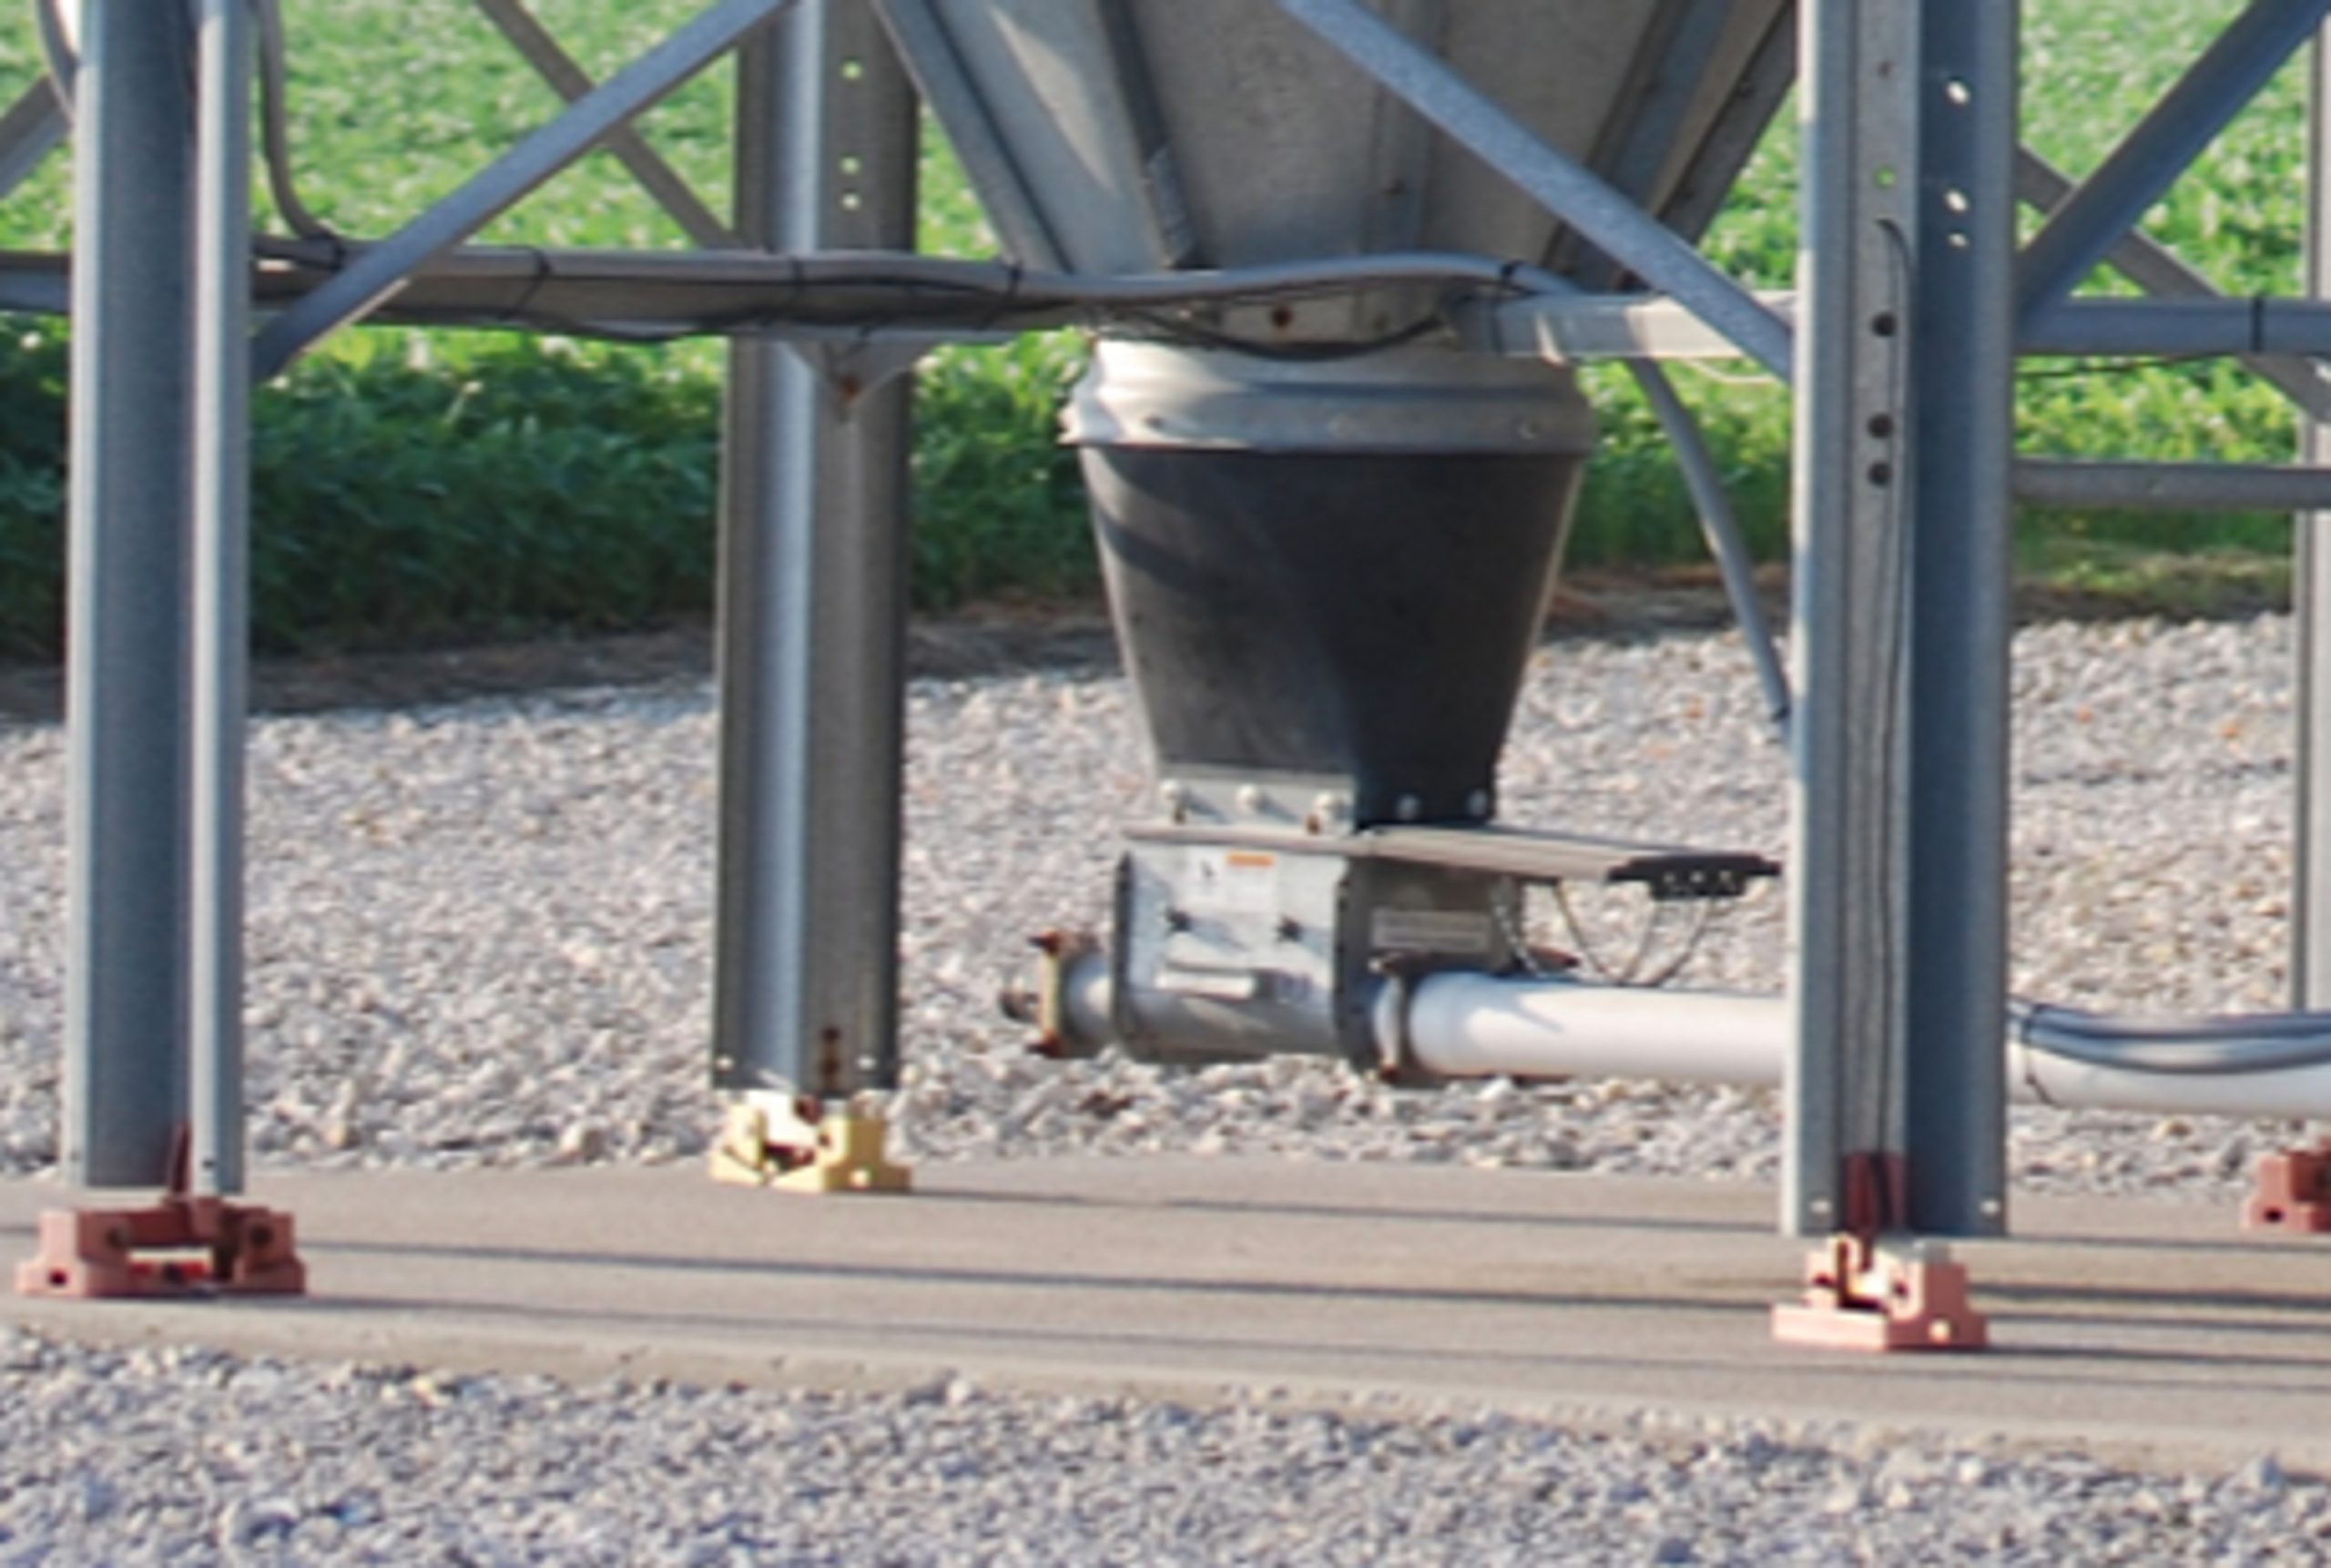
[0,615,2311,1193]
[0,1327,2325,1567]
[0,613,2324,1560]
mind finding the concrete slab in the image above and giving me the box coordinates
[5,1156,2331,1473]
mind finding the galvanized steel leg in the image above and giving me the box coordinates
[189,0,254,1198]
[2299,28,2331,1008]
[1785,0,2016,1250]
[63,1,198,1190]
[712,1,916,1114]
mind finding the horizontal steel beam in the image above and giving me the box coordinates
[2014,458,2331,512]
[2025,297,2331,355]
[0,240,1585,339]
[2017,146,2331,422]
[22,228,2331,368]
[1475,290,2331,362]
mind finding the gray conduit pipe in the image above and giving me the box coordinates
[1626,361,1792,738]
[1038,952,2331,1120]
[1382,973,2331,1121]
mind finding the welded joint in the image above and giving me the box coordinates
[795,335,938,409]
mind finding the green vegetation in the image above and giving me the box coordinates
[0,0,2315,657]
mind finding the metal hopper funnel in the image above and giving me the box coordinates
[879,0,1790,824]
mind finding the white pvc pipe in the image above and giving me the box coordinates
[2007,1051,2331,1119]
[1051,952,2331,1118]
[1394,974,2331,1121]
[1389,975,1788,1087]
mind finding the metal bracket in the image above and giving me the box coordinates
[709,1097,911,1194]
[15,1195,305,1299]
[795,333,942,406]
[1020,928,1102,1060]
[1771,1233,1988,1352]
[2244,1143,2331,1233]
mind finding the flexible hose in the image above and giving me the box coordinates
[253,0,338,239]
[2010,997,2331,1076]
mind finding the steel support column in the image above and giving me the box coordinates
[189,0,253,1196]
[712,0,916,1104]
[64,1,198,1189]
[2296,25,2331,1006]
[1786,0,2017,1240]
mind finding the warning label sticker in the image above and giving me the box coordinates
[1186,848,1279,916]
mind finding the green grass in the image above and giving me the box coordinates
[0,0,2318,656]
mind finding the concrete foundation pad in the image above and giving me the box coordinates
[5,1156,2329,1473]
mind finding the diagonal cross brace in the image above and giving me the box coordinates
[1273,0,1794,383]
[252,0,791,377]
[2015,0,2331,335]
[0,77,66,200]
[2017,145,2331,423]
[470,0,741,250]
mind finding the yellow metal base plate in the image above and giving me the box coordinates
[709,1104,911,1194]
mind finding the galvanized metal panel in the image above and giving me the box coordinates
[893,0,1791,291]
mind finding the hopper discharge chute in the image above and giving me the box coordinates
[876,1,1794,1065]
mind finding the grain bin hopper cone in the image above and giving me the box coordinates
[1066,342,1593,830]
[884,0,1792,1064]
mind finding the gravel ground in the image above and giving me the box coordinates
[1,1328,2325,1567]
[0,613,2323,1561]
[0,614,2306,1191]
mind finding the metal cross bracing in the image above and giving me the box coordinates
[12,0,2331,1336]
